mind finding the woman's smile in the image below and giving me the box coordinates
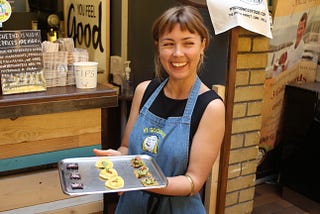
[171,62,187,68]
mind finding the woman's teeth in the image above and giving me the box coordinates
[172,62,187,67]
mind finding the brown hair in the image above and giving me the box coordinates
[152,6,211,78]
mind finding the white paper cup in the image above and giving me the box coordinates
[73,62,98,89]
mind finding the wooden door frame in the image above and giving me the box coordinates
[215,28,238,214]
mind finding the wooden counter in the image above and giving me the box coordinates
[0,83,118,212]
[0,83,118,119]
[0,83,118,174]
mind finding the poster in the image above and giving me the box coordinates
[64,0,110,82]
[259,0,320,162]
[0,30,46,95]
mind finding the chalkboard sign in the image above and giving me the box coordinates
[0,30,46,95]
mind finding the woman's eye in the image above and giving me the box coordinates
[162,42,174,47]
[184,42,194,46]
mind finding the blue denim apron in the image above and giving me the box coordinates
[115,77,206,214]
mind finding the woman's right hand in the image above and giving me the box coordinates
[93,148,122,156]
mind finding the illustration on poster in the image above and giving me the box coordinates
[270,12,308,78]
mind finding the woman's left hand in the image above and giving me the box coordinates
[93,148,122,156]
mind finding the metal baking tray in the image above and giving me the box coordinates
[58,155,167,195]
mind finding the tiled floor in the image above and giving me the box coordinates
[253,182,309,214]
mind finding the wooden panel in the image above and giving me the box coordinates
[0,169,103,213]
[0,97,115,120]
[0,169,70,211]
[43,202,103,214]
[0,109,101,147]
[204,85,225,214]
[216,28,239,214]
[205,153,221,214]
[0,109,102,172]
[0,133,99,159]
[0,84,117,119]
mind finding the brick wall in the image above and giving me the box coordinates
[224,29,269,214]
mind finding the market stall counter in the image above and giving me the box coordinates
[0,83,118,173]
[0,83,118,213]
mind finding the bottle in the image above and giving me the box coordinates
[47,28,57,42]
[46,14,59,42]
[123,60,133,96]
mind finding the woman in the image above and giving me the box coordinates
[94,5,225,213]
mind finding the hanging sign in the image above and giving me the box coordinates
[206,0,272,38]
[0,0,11,24]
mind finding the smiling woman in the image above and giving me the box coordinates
[94,5,226,214]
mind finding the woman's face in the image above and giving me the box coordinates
[158,24,205,80]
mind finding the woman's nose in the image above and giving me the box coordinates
[173,45,183,56]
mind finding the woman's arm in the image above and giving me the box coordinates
[149,97,225,196]
[94,80,151,157]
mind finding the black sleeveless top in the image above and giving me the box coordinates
[140,78,222,142]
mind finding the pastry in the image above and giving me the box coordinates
[105,176,124,189]
[134,165,151,178]
[140,176,159,187]
[95,158,113,169]
[99,168,118,180]
[130,156,145,168]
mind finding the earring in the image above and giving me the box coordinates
[200,53,204,63]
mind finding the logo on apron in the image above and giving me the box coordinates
[142,135,159,154]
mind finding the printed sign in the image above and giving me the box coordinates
[64,0,110,83]
[207,0,272,38]
[0,30,46,95]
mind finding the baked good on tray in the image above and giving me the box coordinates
[140,176,159,186]
[99,168,118,180]
[105,176,125,189]
[130,156,146,168]
[134,165,151,178]
[95,158,114,169]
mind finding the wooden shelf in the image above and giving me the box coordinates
[0,83,118,119]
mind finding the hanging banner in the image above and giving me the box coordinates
[259,0,319,161]
[206,0,272,38]
[64,0,110,82]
